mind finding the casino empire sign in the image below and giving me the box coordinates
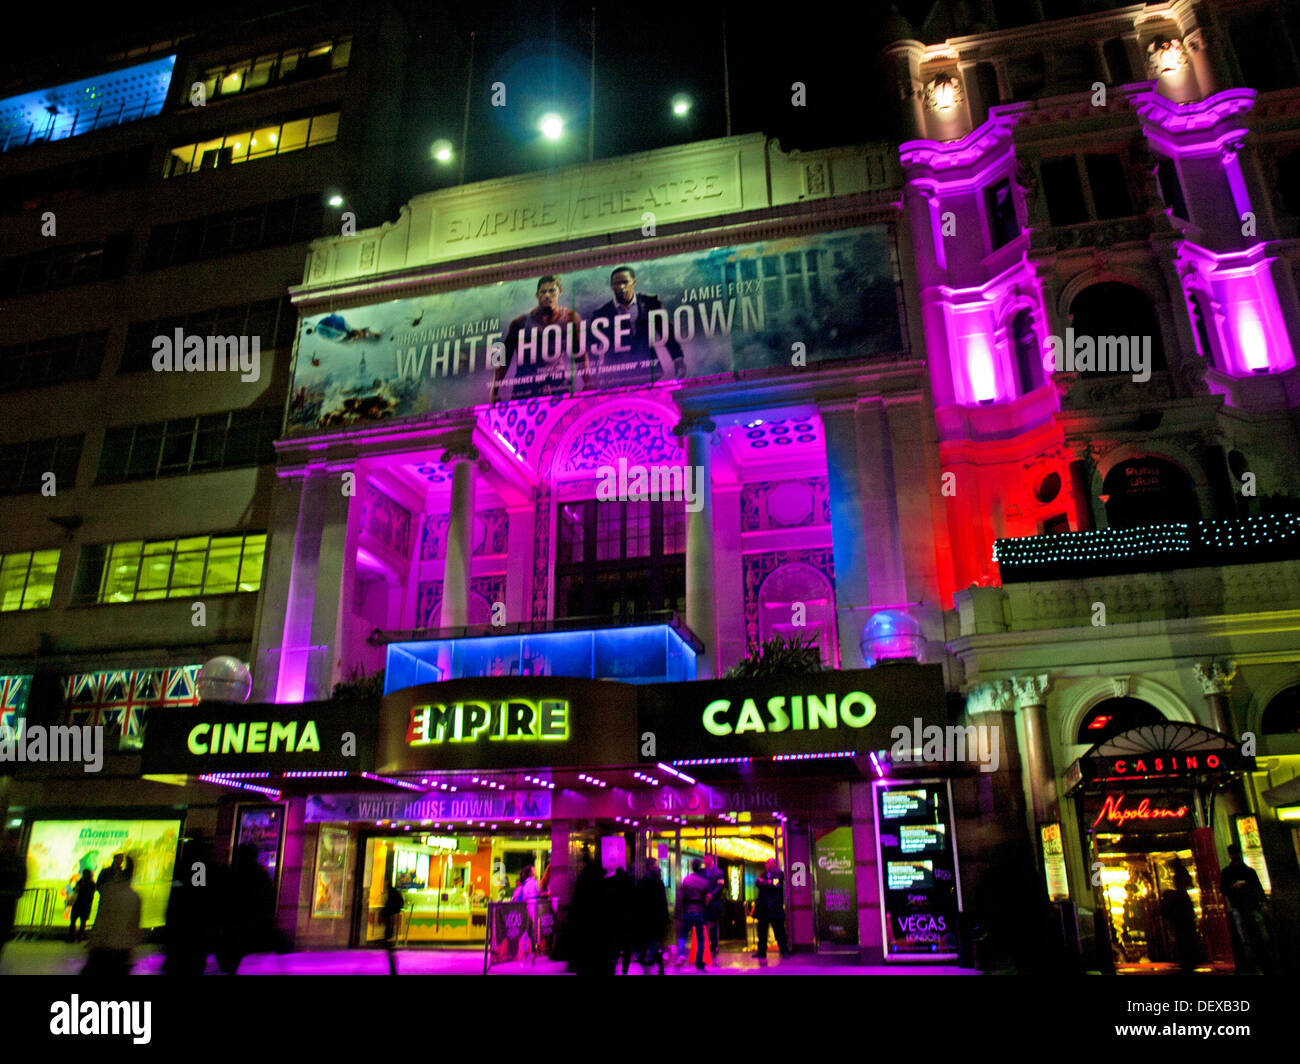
[702,691,876,735]
[407,698,570,745]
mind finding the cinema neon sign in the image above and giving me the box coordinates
[1091,792,1190,830]
[702,692,876,736]
[187,720,321,755]
[407,699,569,745]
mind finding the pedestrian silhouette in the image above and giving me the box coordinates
[164,835,216,976]
[0,831,26,964]
[1159,859,1199,973]
[84,856,141,976]
[217,844,277,975]
[677,858,712,971]
[1220,843,1274,973]
[69,869,95,942]
[609,865,635,974]
[382,884,405,975]
[633,859,669,975]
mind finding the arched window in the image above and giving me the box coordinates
[1012,310,1042,395]
[1077,697,1166,744]
[1261,685,1300,733]
[757,563,838,667]
[1068,283,1167,376]
[1101,455,1199,528]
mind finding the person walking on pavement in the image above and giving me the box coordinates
[608,864,636,974]
[633,859,670,975]
[755,858,791,959]
[382,884,405,975]
[83,856,141,976]
[0,831,26,964]
[677,859,712,971]
[1220,843,1274,973]
[703,854,726,958]
[68,869,95,942]
[217,844,277,975]
[164,835,216,976]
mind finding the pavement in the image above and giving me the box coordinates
[0,939,976,975]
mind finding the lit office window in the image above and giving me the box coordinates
[198,37,352,102]
[0,549,59,611]
[75,533,266,605]
[165,111,340,177]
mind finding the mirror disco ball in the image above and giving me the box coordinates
[197,656,253,704]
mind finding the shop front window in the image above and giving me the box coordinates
[555,498,685,621]
[361,832,551,944]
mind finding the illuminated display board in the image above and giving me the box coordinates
[874,779,961,961]
[25,819,180,929]
[287,226,900,432]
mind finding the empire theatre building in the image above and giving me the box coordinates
[142,132,1013,964]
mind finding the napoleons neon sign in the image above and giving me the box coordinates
[407,699,570,745]
[702,692,876,736]
[1091,792,1190,830]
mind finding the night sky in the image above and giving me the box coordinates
[10,0,908,215]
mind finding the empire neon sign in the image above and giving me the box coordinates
[407,699,570,745]
[1091,792,1190,830]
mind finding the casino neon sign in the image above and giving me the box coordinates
[1106,754,1220,776]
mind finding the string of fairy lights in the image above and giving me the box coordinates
[993,513,1300,570]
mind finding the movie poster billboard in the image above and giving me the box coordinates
[287,225,901,433]
[24,819,181,929]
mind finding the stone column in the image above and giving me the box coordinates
[439,446,480,629]
[820,403,874,669]
[306,466,354,700]
[1194,661,1237,736]
[1013,674,1057,825]
[251,473,313,701]
[1068,442,1098,532]
[674,416,717,678]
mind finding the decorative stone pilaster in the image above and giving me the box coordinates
[1012,674,1057,824]
[439,445,481,629]
[1194,661,1237,736]
[673,416,717,677]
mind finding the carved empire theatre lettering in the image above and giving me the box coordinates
[445,176,725,244]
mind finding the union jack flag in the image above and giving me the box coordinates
[64,665,201,749]
[0,675,30,741]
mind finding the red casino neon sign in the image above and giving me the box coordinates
[1107,753,1220,776]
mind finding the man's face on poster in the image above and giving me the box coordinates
[611,271,636,305]
[537,281,561,311]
